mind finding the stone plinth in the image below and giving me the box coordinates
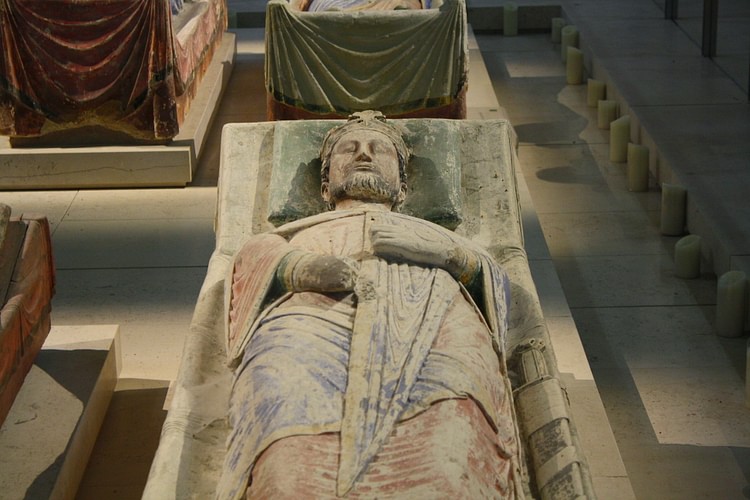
[0,325,120,500]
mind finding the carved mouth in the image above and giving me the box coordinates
[351,162,376,171]
[345,163,383,179]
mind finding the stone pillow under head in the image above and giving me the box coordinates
[268,119,463,229]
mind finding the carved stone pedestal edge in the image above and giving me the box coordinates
[0,34,236,190]
[0,325,120,500]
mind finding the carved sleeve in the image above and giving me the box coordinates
[445,244,482,288]
[275,250,358,293]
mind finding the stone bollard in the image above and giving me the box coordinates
[661,183,687,235]
[503,3,518,36]
[566,47,584,84]
[551,17,565,43]
[674,235,701,279]
[597,100,617,129]
[716,270,748,338]
[609,115,630,162]
[587,79,606,107]
[627,143,649,192]
[560,25,579,62]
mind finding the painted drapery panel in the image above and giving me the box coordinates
[0,0,226,141]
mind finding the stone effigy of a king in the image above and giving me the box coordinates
[217,111,526,499]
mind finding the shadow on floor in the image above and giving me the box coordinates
[77,383,169,499]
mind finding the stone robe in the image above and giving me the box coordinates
[217,209,524,499]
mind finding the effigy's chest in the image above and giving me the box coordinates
[289,213,391,258]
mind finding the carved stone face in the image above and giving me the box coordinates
[322,129,406,209]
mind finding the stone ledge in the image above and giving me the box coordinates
[0,325,120,500]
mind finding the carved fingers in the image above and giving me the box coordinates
[369,224,444,267]
[290,254,359,292]
[370,224,480,284]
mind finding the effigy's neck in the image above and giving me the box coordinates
[333,199,392,212]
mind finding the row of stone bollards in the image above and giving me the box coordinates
[502,9,750,403]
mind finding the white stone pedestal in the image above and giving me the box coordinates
[0,325,120,500]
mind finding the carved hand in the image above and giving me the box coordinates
[370,223,446,267]
[370,224,479,284]
[283,252,359,293]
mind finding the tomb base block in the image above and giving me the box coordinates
[0,213,55,425]
[0,325,120,500]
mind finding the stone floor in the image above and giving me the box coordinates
[478,26,750,500]
[477,1,749,498]
[1,0,749,498]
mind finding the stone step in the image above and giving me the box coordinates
[0,325,119,500]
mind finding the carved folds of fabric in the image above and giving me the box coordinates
[0,0,226,140]
[265,0,467,116]
[219,210,522,499]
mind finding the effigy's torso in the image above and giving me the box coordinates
[220,210,522,499]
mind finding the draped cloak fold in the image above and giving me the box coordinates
[218,209,521,499]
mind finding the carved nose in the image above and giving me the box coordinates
[355,149,372,161]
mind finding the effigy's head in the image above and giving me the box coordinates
[320,111,410,211]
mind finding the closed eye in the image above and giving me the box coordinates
[370,140,394,155]
[334,140,358,154]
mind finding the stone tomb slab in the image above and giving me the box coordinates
[143,119,602,499]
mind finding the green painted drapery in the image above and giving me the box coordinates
[265,0,467,116]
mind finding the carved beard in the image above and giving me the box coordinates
[329,171,401,208]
